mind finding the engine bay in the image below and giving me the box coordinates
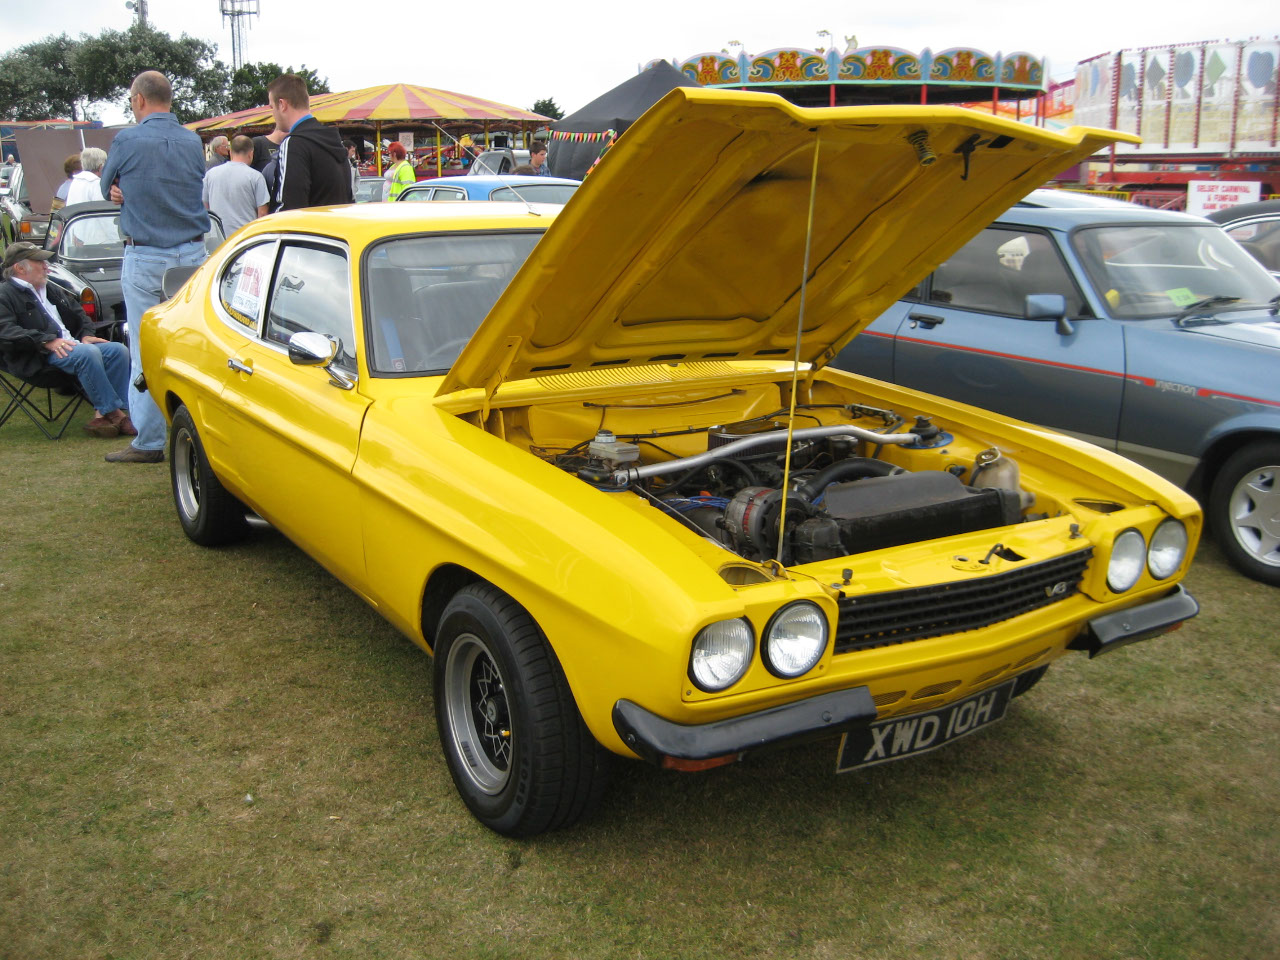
[488,376,1073,568]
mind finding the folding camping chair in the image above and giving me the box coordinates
[0,367,87,440]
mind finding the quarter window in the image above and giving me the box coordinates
[218,241,275,329]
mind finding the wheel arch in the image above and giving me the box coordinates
[163,389,187,420]
[1188,423,1280,500]
[420,563,485,654]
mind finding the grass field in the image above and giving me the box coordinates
[2,413,1277,960]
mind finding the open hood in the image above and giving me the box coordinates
[439,88,1136,398]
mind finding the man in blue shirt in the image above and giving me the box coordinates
[99,70,210,464]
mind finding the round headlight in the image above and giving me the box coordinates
[763,601,829,678]
[689,619,754,692]
[1107,528,1147,592]
[1148,518,1188,579]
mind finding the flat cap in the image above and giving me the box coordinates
[3,241,54,269]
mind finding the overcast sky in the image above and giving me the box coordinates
[1,0,1275,123]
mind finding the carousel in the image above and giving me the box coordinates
[186,83,550,176]
[653,42,1051,117]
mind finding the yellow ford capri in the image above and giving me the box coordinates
[142,89,1199,836]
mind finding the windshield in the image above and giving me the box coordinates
[1070,224,1280,318]
[364,231,542,375]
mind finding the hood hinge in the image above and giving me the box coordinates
[480,335,523,420]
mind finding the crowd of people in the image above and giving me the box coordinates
[0,69,354,461]
[2,66,557,459]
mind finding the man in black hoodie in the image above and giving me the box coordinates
[267,74,353,210]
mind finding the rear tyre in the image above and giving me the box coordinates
[434,583,609,837]
[1209,442,1280,586]
[169,405,249,546]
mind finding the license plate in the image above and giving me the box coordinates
[836,679,1015,773]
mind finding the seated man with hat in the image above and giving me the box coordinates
[0,241,135,438]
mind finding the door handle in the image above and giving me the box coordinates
[227,358,253,375]
[908,313,945,329]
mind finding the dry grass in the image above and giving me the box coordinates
[2,412,1277,959]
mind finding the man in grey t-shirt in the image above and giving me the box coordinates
[202,135,270,235]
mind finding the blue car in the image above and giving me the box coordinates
[396,175,580,205]
[835,190,1280,585]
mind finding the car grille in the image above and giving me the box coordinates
[833,549,1094,654]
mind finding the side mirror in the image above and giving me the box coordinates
[161,265,201,299]
[1025,293,1074,336]
[288,331,355,390]
[288,330,338,366]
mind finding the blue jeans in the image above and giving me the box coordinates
[121,240,206,451]
[48,340,131,414]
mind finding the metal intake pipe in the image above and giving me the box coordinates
[612,425,921,485]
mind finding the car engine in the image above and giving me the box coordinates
[553,411,1035,566]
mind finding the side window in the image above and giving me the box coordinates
[930,227,1084,317]
[264,243,355,367]
[430,188,466,202]
[218,241,275,330]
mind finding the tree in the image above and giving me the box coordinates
[0,34,85,120]
[0,25,292,124]
[531,98,564,121]
[74,24,231,123]
[226,63,331,114]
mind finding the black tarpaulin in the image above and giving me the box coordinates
[549,61,700,181]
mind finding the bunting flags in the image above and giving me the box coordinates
[550,129,617,143]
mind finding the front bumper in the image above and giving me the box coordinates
[615,584,1198,766]
[613,687,878,766]
[1068,584,1198,658]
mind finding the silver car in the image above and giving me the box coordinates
[836,191,1280,585]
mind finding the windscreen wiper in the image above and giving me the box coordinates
[1173,295,1241,327]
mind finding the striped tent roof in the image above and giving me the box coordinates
[187,83,549,132]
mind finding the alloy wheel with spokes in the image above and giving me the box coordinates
[432,583,610,836]
[442,632,513,795]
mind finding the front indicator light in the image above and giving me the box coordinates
[763,601,828,678]
[1107,528,1146,592]
[1148,519,1188,579]
[689,618,753,692]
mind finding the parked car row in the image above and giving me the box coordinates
[835,189,1280,585]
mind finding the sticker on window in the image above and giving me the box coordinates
[227,246,274,324]
[1165,287,1200,307]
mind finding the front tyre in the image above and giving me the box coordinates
[169,404,249,546]
[434,583,608,837]
[1209,441,1280,586]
